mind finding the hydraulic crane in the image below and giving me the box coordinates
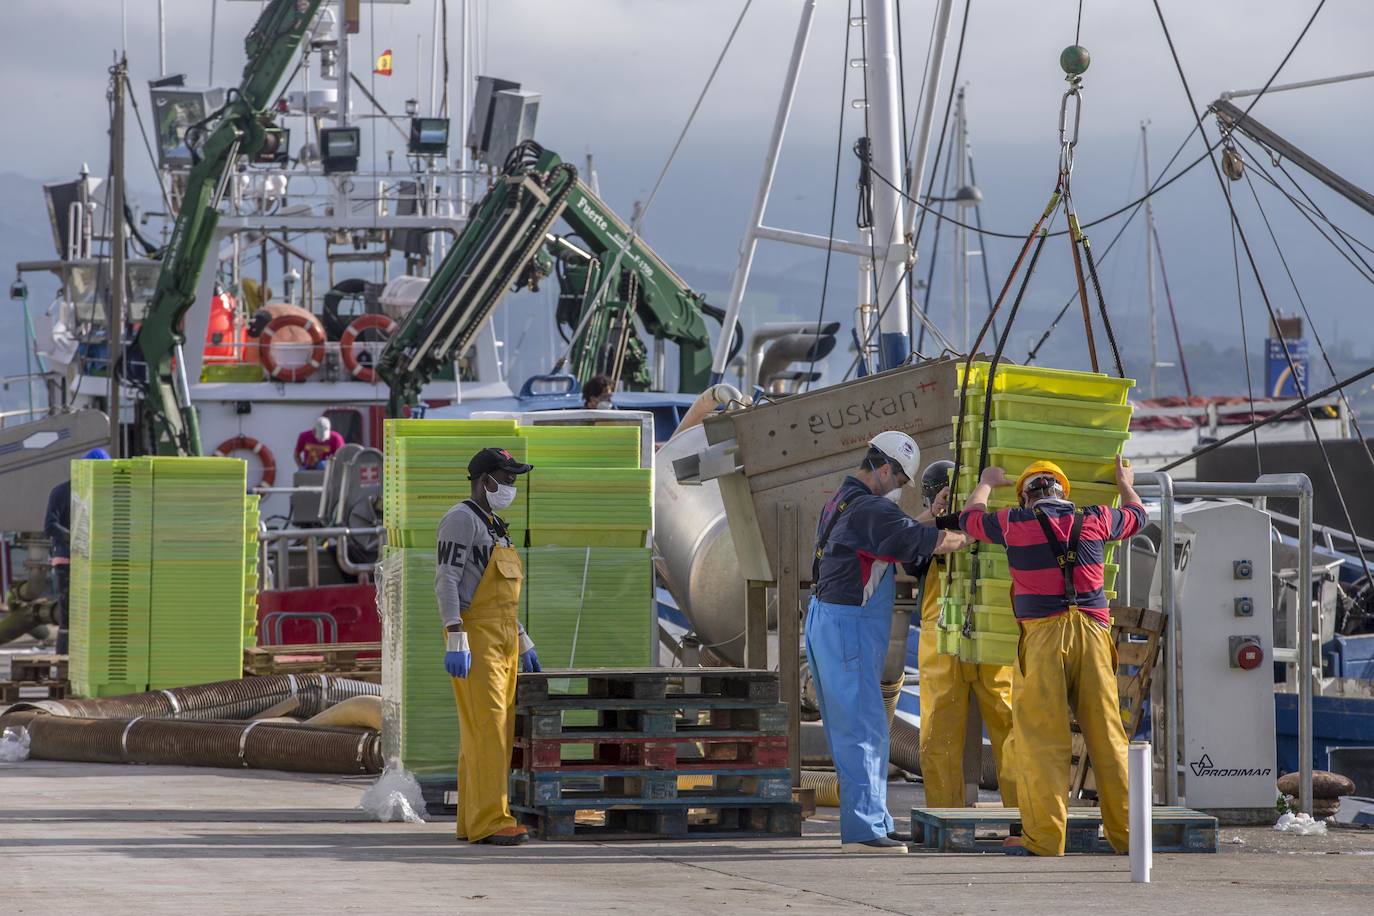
[134,0,325,455]
[378,141,737,416]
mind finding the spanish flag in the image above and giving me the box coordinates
[374,49,393,77]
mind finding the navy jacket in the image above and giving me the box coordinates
[812,476,941,606]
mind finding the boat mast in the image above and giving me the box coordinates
[861,0,910,370]
[1142,121,1158,398]
[110,56,128,457]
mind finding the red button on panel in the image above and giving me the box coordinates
[1236,642,1263,670]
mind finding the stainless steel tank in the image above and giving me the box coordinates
[655,423,769,666]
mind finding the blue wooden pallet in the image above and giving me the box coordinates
[909,806,1218,854]
[517,702,788,741]
[509,766,792,807]
[514,799,802,841]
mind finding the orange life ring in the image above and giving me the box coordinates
[260,314,325,382]
[214,435,277,488]
[339,314,398,384]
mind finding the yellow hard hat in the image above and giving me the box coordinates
[1015,460,1070,499]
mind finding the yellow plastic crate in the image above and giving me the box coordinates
[984,447,1118,485]
[956,362,1134,405]
[936,626,972,658]
[957,391,1134,432]
[956,469,1121,510]
[957,419,1129,458]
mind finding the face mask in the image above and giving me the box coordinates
[487,479,517,510]
[885,487,903,504]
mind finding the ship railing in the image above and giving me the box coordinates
[257,524,381,591]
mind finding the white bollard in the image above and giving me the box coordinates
[1129,740,1152,883]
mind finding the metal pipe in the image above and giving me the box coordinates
[904,0,957,240]
[1292,473,1315,817]
[862,0,910,368]
[710,0,818,381]
[258,525,383,542]
[1220,68,1374,100]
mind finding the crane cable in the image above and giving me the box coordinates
[1150,0,1372,585]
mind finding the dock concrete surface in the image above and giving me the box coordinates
[2,762,1373,916]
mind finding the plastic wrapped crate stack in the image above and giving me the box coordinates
[69,458,154,697]
[379,546,457,780]
[942,362,1134,666]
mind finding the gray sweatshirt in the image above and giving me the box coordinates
[433,501,531,658]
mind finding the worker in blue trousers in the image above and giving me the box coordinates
[807,431,968,853]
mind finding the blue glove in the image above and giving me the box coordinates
[444,630,471,678]
[519,630,541,673]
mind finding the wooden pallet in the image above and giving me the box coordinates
[517,702,788,741]
[516,668,780,706]
[7,654,68,685]
[1069,606,1165,801]
[416,775,458,817]
[514,800,802,841]
[243,642,381,677]
[513,734,788,771]
[908,806,1218,854]
[510,767,792,807]
[0,680,70,703]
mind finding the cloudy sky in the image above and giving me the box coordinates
[2,0,1372,394]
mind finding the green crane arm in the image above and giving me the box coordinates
[376,143,579,416]
[553,177,716,392]
[132,0,325,455]
[376,141,727,415]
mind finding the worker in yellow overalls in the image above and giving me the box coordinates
[915,460,1017,808]
[435,447,541,846]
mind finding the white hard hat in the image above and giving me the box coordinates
[868,430,919,484]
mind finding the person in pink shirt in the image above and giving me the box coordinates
[295,416,345,469]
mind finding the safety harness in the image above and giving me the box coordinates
[811,498,851,589]
[464,499,512,546]
[1032,506,1087,607]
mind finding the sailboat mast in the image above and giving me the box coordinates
[1142,121,1159,398]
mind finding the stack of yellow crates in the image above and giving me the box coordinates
[940,362,1134,666]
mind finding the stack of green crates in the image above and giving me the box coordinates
[243,495,260,649]
[69,456,256,697]
[384,419,526,548]
[146,458,248,689]
[69,458,154,697]
[941,362,1134,666]
[379,417,654,777]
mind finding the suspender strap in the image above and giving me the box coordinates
[464,499,511,545]
[1033,507,1086,604]
[811,499,850,585]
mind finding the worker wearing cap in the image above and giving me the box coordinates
[808,431,968,854]
[914,460,1017,809]
[960,456,1144,856]
[435,447,542,846]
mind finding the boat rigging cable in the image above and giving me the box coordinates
[1224,177,1265,473]
[1150,0,1372,583]
[551,0,753,375]
[1239,155,1374,487]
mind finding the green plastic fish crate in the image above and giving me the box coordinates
[516,425,640,468]
[983,447,1118,487]
[955,469,1121,511]
[957,362,1134,405]
[525,468,650,548]
[970,605,1019,636]
[969,419,1130,458]
[386,436,528,549]
[963,630,1018,666]
[518,546,654,668]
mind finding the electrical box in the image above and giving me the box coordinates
[1168,501,1278,813]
